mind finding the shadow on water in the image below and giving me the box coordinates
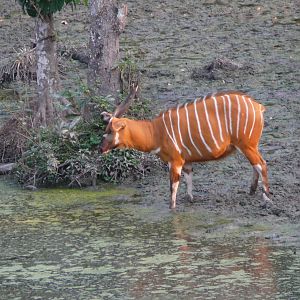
[0,179,299,299]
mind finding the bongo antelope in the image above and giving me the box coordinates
[100,85,270,209]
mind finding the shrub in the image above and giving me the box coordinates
[14,90,152,187]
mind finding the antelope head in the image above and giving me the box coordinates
[99,84,139,154]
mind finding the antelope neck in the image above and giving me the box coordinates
[127,119,159,153]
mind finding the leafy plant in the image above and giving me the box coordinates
[14,85,152,187]
[17,0,88,17]
[119,52,140,95]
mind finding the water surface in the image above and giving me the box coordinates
[0,179,299,299]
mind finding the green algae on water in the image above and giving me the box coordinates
[31,186,135,208]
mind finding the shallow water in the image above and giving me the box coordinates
[0,179,299,299]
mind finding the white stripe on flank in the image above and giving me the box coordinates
[213,96,224,142]
[168,110,181,153]
[176,105,192,156]
[248,98,256,139]
[162,112,181,153]
[236,95,241,139]
[221,96,229,134]
[203,98,220,150]
[242,96,249,135]
[184,103,203,156]
[193,99,212,153]
[225,94,232,135]
[259,104,264,138]
[260,104,264,127]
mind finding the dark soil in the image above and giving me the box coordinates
[125,0,300,223]
[0,1,299,222]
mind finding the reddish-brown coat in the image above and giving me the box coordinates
[100,91,270,209]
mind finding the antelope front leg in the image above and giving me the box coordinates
[169,163,183,209]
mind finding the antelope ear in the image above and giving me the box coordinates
[101,112,112,123]
[112,120,126,132]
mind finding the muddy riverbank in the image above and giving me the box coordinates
[1,0,299,221]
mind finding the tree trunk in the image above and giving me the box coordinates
[35,14,59,127]
[88,0,127,100]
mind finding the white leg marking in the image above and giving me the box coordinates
[213,96,224,142]
[242,96,249,135]
[177,105,192,156]
[253,164,262,177]
[203,98,220,150]
[236,95,241,139]
[171,181,180,205]
[184,103,203,156]
[114,132,119,145]
[221,96,229,134]
[168,110,181,153]
[254,164,265,192]
[162,112,181,153]
[193,99,212,153]
[248,98,256,139]
[254,164,271,202]
[252,167,259,182]
[263,193,272,203]
[225,94,232,135]
[170,165,182,208]
[183,171,193,200]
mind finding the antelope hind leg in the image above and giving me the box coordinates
[242,147,272,203]
[250,166,259,195]
[183,162,193,202]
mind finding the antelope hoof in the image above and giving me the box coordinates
[249,187,256,195]
[185,194,194,203]
[263,192,273,204]
[169,203,176,210]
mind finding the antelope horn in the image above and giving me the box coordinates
[113,82,139,118]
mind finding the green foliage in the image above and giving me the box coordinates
[62,80,114,115]
[16,139,60,185]
[17,0,87,18]
[15,121,147,186]
[119,52,140,95]
[100,150,145,182]
[118,52,153,119]
[15,84,152,187]
[127,96,152,120]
